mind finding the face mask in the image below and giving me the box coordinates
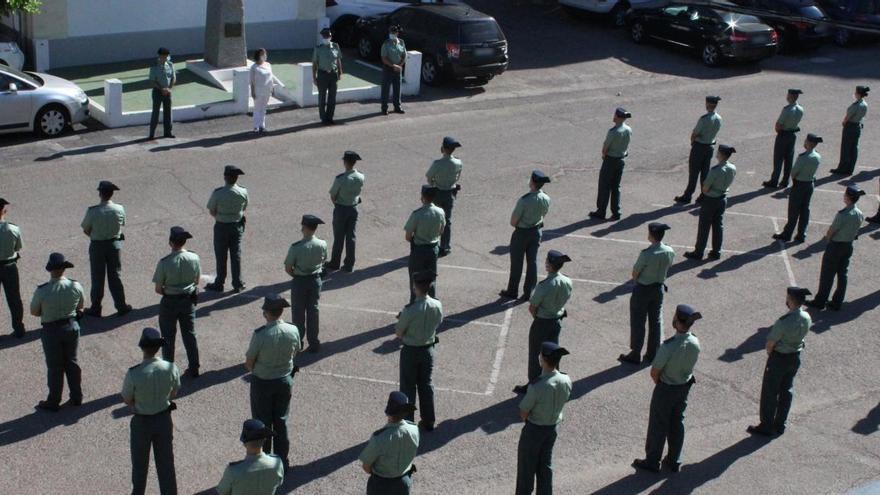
[390,34,398,41]
[320,37,329,45]
[258,55,266,63]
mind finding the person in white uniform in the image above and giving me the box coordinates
[250,48,275,133]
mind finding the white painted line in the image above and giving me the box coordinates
[650,203,832,226]
[374,257,620,286]
[484,307,514,396]
[322,302,502,328]
[303,370,487,396]
[553,232,781,258]
[772,217,798,286]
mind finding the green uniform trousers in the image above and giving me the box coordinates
[434,190,456,253]
[130,410,177,495]
[88,239,128,311]
[681,142,713,200]
[694,195,726,255]
[213,221,244,289]
[770,130,797,186]
[758,351,801,433]
[381,67,402,112]
[316,69,338,122]
[367,472,413,495]
[516,422,558,495]
[408,243,438,303]
[158,295,199,370]
[528,317,561,382]
[780,180,814,240]
[292,274,321,346]
[814,241,854,306]
[149,88,172,137]
[250,375,294,462]
[837,122,862,175]
[0,260,25,335]
[506,226,542,299]
[400,345,435,425]
[40,319,82,406]
[596,156,625,217]
[645,380,694,466]
[330,204,358,270]
[629,283,664,360]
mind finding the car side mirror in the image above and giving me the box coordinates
[7,83,16,92]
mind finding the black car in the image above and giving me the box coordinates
[355,5,509,85]
[816,0,880,45]
[730,0,831,51]
[627,3,779,66]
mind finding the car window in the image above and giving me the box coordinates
[798,5,827,17]
[0,74,13,91]
[0,67,40,87]
[389,9,416,28]
[459,20,504,44]
[662,6,689,16]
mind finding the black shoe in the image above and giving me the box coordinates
[83,306,102,318]
[662,458,681,473]
[632,459,661,473]
[63,398,82,407]
[793,235,805,243]
[518,294,531,303]
[618,353,641,365]
[642,355,655,365]
[11,329,25,339]
[779,182,789,189]
[588,211,605,220]
[381,109,389,115]
[610,213,621,221]
[775,426,786,435]
[232,284,246,293]
[694,195,704,205]
[36,401,61,412]
[805,299,825,310]
[866,215,880,224]
[512,384,529,394]
[341,266,354,273]
[707,251,721,260]
[307,343,321,354]
[746,425,775,437]
[164,134,176,139]
[762,181,778,189]
[418,420,435,432]
[674,195,691,204]
[829,168,850,175]
[499,290,518,300]
[147,134,156,140]
[772,233,790,242]
[184,368,200,379]
[327,119,336,125]
[115,304,133,317]
[204,282,224,292]
[393,108,405,114]
[683,251,703,260]
[826,302,842,311]
[324,263,340,272]
[438,249,450,258]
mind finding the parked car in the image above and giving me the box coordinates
[816,0,880,45]
[0,24,25,71]
[0,65,90,137]
[327,0,464,46]
[559,0,660,27]
[626,3,779,66]
[730,0,831,50]
[355,5,509,86]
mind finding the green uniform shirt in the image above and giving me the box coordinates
[381,38,407,65]
[217,453,284,495]
[652,332,701,386]
[529,272,573,319]
[791,150,821,182]
[121,357,181,416]
[519,369,572,426]
[767,308,811,354]
[426,156,463,191]
[81,202,125,241]
[207,184,249,223]
[603,123,632,158]
[284,236,328,276]
[512,191,551,229]
[693,112,722,145]
[245,319,301,380]
[396,295,443,347]
[149,59,176,89]
[634,242,675,285]
[829,205,864,242]
[0,221,22,261]
[703,161,736,198]
[152,250,201,295]
[358,420,419,478]
[30,277,85,323]
[329,169,365,207]
[846,99,868,124]
[312,42,341,72]
[776,103,804,131]
[404,204,446,246]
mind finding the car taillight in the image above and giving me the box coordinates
[446,42,460,58]
[770,30,778,43]
[729,32,749,42]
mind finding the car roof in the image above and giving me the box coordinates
[401,4,494,21]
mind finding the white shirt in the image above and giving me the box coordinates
[250,62,274,97]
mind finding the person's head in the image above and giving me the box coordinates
[97,180,119,201]
[240,419,275,454]
[412,271,435,297]
[384,391,415,422]
[301,214,324,236]
[261,295,290,321]
[223,165,244,185]
[856,85,870,100]
[157,46,170,63]
[545,250,571,273]
[786,287,811,309]
[45,252,73,278]
[0,198,9,218]
[530,170,550,191]
[844,185,866,206]
[647,222,670,243]
[441,136,461,156]
[804,133,822,152]
[389,25,401,40]
[343,150,361,169]
[320,28,332,43]
[138,327,165,358]
[253,48,267,63]
[716,144,736,162]
[421,185,438,205]
[705,95,720,112]
[786,88,802,104]
[538,341,569,371]
[613,107,631,125]
[672,304,702,333]
[168,226,192,250]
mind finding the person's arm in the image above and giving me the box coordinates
[216,466,234,495]
[29,291,41,317]
[404,213,416,243]
[650,346,670,384]
[362,463,373,474]
[528,304,538,318]
[825,213,842,241]
[121,372,135,407]
[510,199,523,228]
[207,193,218,217]
[337,56,344,78]
[650,367,661,384]
[329,179,340,204]
[395,307,410,339]
[602,131,613,158]
[149,66,161,90]
[152,262,165,295]
[700,171,715,195]
[169,366,181,398]
[312,49,319,83]
[775,108,784,132]
[519,387,537,421]
[81,210,92,237]
[358,438,379,475]
[76,284,85,311]
[250,65,257,98]
[245,334,260,372]
[169,65,176,89]
[632,251,646,283]
[691,118,702,143]
[193,264,201,286]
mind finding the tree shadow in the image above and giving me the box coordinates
[852,402,880,435]
[0,393,122,447]
[696,242,781,279]
[718,326,770,362]
[591,205,683,237]
[808,289,880,334]
[593,281,633,304]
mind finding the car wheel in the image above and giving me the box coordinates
[834,28,850,46]
[421,56,443,86]
[35,104,70,137]
[701,43,721,67]
[630,22,645,44]
[611,3,629,28]
[358,36,375,59]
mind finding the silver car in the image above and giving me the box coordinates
[0,65,90,137]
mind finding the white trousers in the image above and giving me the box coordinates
[253,93,270,129]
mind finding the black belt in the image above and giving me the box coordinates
[293,273,321,278]
[778,128,799,133]
[693,141,713,147]
[134,402,177,417]
[333,203,358,207]
[771,350,800,357]
[844,122,862,127]
[515,222,543,231]
[373,465,417,480]
[318,69,337,74]
[403,337,439,349]
[411,242,438,248]
[91,235,124,242]
[525,421,558,429]
[42,317,76,327]
[829,240,854,246]
[703,194,726,201]
[0,256,18,265]
[660,376,697,387]
[162,292,195,299]
[536,310,567,321]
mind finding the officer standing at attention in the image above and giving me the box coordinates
[632,304,702,473]
[153,226,201,378]
[359,391,420,495]
[404,186,445,303]
[30,252,85,411]
[773,134,823,243]
[620,223,675,366]
[763,89,804,189]
[426,137,463,258]
[675,96,722,204]
[284,215,328,353]
[122,327,180,495]
[589,107,632,221]
[245,295,301,473]
[514,250,572,395]
[380,25,407,115]
[327,151,365,273]
[81,181,132,318]
[312,27,343,125]
[148,47,176,140]
[807,185,866,311]
[0,198,25,338]
[831,85,869,176]
[684,145,737,261]
[396,271,443,432]
[500,171,551,301]
[217,419,284,495]
[747,287,812,437]
[516,342,572,495]
[205,166,248,294]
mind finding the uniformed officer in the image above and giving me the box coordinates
[806,185,866,310]
[153,226,201,378]
[632,304,702,473]
[30,252,85,411]
[675,96,722,204]
[589,107,632,221]
[620,223,675,365]
[426,137,463,257]
[747,287,812,437]
[81,180,132,318]
[773,134,823,243]
[830,85,869,176]
[0,197,25,337]
[404,186,446,303]
[327,151,365,272]
[312,27,343,125]
[514,250,573,395]
[245,295,301,472]
[516,342,572,495]
[763,89,804,189]
[684,145,737,261]
[396,271,443,431]
[284,215,328,353]
[205,165,249,293]
[501,171,552,301]
[148,47,176,140]
[122,327,180,495]
[217,419,284,495]
[380,25,407,115]
[359,391,420,495]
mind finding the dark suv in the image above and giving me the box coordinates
[355,5,509,86]
[730,0,831,51]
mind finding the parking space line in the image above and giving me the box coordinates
[302,370,488,396]
[771,217,798,287]
[322,303,503,328]
[374,258,620,286]
[551,232,783,258]
[650,203,832,225]
[484,307,514,396]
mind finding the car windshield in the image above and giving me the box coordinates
[459,20,504,44]
[798,5,827,17]
[1,66,41,87]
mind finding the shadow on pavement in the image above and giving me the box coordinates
[33,137,151,161]
[592,204,683,237]
[322,257,407,291]
[0,393,121,447]
[281,442,366,493]
[490,244,511,255]
[696,242,781,279]
[852,402,880,435]
[790,238,825,260]
[593,281,632,304]
[570,364,642,401]
[543,218,594,238]
[808,289,880,334]
[718,326,771,362]
[439,298,522,334]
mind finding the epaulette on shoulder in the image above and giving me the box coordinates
[37,282,48,288]
[372,427,388,437]
[88,204,99,209]
[336,172,345,179]
[663,336,675,344]
[161,252,175,261]
[254,325,267,334]
[128,363,141,370]
[521,193,531,199]
[228,460,244,466]
[213,186,224,192]
[291,240,303,247]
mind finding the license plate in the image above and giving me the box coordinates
[474,47,495,56]
[751,34,769,44]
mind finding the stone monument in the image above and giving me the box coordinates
[205,0,247,68]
